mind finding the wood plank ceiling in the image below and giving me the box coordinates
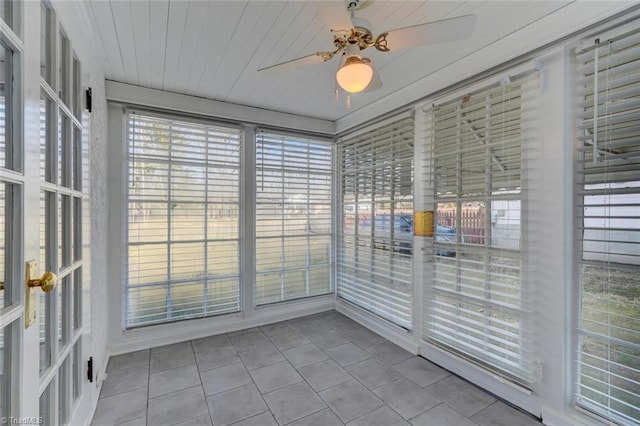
[86,0,628,121]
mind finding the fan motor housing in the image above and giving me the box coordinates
[333,26,373,51]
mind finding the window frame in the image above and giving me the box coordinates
[337,113,415,330]
[574,23,640,425]
[425,71,538,386]
[124,110,243,328]
[254,129,334,306]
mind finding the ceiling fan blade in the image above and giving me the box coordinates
[258,52,331,74]
[362,61,382,93]
[314,1,353,31]
[375,14,477,52]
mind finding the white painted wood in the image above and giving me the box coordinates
[87,1,636,122]
[256,2,330,111]
[204,1,271,99]
[129,0,151,87]
[182,2,238,97]
[194,1,248,96]
[170,2,213,93]
[20,0,51,419]
[217,2,287,102]
[149,0,169,89]
[170,0,209,94]
[161,0,189,92]
[82,3,109,75]
[87,1,125,81]
[227,1,307,105]
[110,1,138,84]
[105,80,335,135]
[335,1,637,132]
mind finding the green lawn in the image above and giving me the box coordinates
[126,214,331,326]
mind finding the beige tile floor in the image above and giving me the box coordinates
[91,310,542,426]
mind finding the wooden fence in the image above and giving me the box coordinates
[437,206,486,244]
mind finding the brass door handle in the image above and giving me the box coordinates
[28,272,57,293]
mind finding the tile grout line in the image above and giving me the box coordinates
[145,349,150,426]
[281,315,390,425]
[260,317,353,425]
[261,322,333,424]
[227,329,277,425]
[187,339,216,426]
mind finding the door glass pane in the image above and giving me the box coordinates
[0,183,5,307]
[0,1,14,30]
[40,3,52,84]
[73,342,80,402]
[40,94,54,183]
[58,276,71,350]
[72,56,80,119]
[59,31,69,106]
[39,381,53,426]
[73,268,81,330]
[61,194,70,268]
[39,191,51,374]
[60,111,70,188]
[73,197,81,262]
[58,355,69,424]
[73,125,81,191]
[56,194,61,270]
[1,321,14,419]
[39,291,50,374]
[0,39,14,170]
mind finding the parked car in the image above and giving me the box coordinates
[359,214,413,254]
[435,225,457,257]
[358,214,457,257]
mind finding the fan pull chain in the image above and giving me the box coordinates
[346,95,351,109]
[334,88,339,104]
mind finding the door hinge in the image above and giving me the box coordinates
[87,356,94,383]
[86,88,93,113]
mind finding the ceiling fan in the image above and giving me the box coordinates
[258,0,477,99]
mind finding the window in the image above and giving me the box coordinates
[126,113,241,327]
[426,72,538,384]
[255,131,333,304]
[575,26,640,424]
[337,114,415,329]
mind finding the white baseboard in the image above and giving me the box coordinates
[542,405,616,426]
[419,341,542,417]
[109,295,335,355]
[335,299,419,354]
[83,350,110,426]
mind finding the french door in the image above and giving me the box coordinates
[0,1,92,424]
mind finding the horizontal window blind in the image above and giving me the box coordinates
[255,131,332,304]
[426,73,538,384]
[338,114,415,329]
[575,26,640,425]
[126,113,241,327]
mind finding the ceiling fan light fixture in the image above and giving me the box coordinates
[336,55,373,93]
